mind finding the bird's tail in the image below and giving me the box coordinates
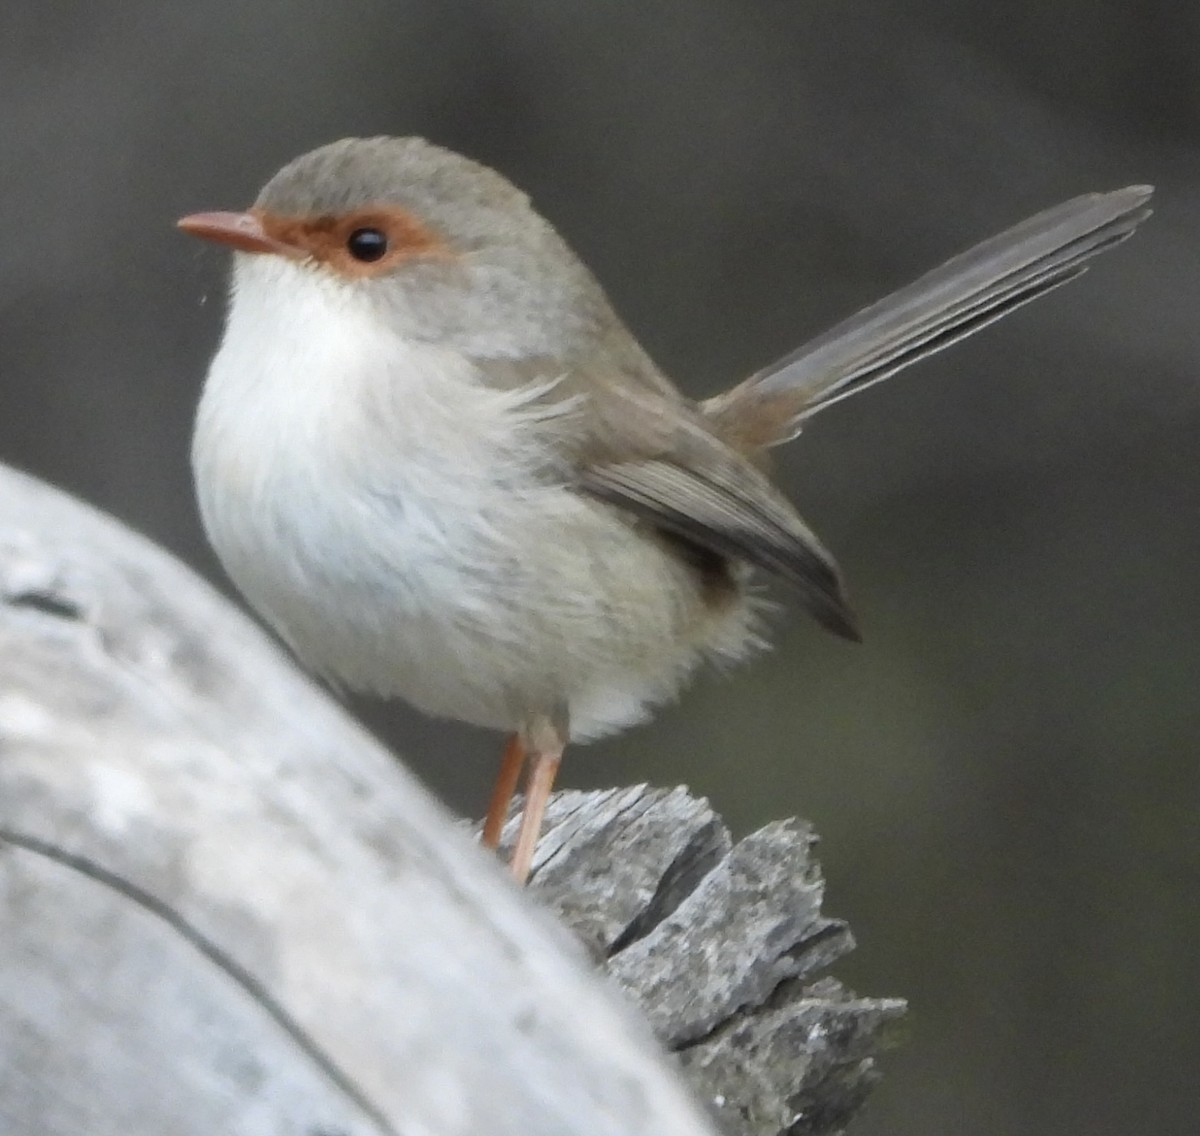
[702,185,1153,450]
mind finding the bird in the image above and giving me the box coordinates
[178,136,1151,883]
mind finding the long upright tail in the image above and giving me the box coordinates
[703,185,1153,449]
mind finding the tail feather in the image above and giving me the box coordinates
[703,186,1153,448]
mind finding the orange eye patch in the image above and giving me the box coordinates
[258,205,454,277]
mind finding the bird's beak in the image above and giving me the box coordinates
[177,210,303,258]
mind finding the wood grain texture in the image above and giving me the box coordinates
[503,789,905,1136]
[0,463,902,1136]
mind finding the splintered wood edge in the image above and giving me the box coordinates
[496,787,908,1136]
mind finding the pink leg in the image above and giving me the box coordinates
[508,743,564,884]
[481,733,525,850]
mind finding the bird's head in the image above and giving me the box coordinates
[179,136,614,358]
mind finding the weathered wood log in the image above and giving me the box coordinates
[0,463,903,1136]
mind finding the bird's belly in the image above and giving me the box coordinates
[198,456,758,741]
[191,311,759,741]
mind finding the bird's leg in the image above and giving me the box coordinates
[508,715,566,884]
[481,733,525,849]
[508,749,562,884]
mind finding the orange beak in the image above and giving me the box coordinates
[177,210,301,258]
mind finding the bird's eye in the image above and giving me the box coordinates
[346,227,388,262]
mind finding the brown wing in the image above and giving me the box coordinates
[480,353,860,640]
[579,451,859,640]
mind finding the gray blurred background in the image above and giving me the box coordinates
[2,2,1197,1133]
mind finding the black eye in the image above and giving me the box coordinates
[346,227,388,262]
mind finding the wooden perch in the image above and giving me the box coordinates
[0,463,903,1136]
[506,789,905,1135]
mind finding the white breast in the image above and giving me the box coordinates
[192,255,759,741]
